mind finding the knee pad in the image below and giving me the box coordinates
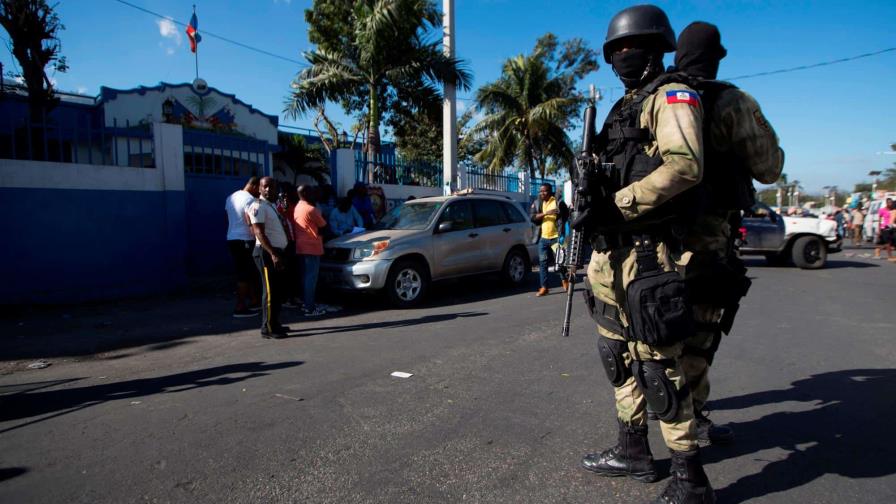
[597,336,631,387]
[632,360,685,422]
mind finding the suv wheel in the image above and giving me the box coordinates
[501,249,529,285]
[385,259,429,308]
[791,236,827,269]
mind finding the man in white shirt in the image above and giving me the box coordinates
[225,177,260,317]
[248,177,291,339]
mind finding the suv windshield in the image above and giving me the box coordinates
[376,201,443,230]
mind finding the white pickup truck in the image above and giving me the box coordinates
[739,203,842,269]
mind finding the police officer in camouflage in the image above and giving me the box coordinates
[579,5,714,503]
[672,21,784,445]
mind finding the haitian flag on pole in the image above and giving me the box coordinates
[186,12,202,53]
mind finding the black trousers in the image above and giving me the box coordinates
[253,246,285,332]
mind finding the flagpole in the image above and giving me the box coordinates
[193,5,199,80]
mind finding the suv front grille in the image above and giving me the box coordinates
[323,247,351,263]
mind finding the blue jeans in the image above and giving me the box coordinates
[538,238,557,288]
[298,255,321,309]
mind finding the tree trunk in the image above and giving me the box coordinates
[366,88,381,184]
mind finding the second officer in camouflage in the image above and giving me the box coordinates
[672,21,784,444]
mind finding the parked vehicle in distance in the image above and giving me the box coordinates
[739,202,841,269]
[320,192,537,307]
[863,199,884,243]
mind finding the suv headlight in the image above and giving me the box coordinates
[352,240,390,260]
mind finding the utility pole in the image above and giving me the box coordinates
[442,0,457,195]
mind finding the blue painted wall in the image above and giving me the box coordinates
[184,174,253,276]
[0,187,186,304]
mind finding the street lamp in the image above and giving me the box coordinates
[340,130,348,148]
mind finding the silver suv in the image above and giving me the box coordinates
[320,193,537,307]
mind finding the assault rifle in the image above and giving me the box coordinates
[560,88,602,338]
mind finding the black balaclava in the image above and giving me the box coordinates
[674,21,727,80]
[611,48,664,90]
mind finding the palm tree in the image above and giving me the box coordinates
[274,133,329,186]
[472,53,579,179]
[284,0,471,161]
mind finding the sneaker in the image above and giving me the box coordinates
[233,308,259,318]
[561,279,570,292]
[272,324,291,333]
[536,287,549,297]
[303,306,327,317]
[317,303,342,313]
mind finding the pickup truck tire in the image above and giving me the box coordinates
[791,236,827,269]
[385,259,430,308]
[501,248,530,285]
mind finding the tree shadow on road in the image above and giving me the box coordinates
[0,361,303,433]
[704,369,896,502]
[283,311,488,338]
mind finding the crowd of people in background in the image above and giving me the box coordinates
[832,198,896,260]
[225,176,381,338]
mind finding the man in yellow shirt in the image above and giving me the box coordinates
[530,183,562,296]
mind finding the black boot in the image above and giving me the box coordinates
[694,410,734,446]
[651,449,715,504]
[582,420,658,482]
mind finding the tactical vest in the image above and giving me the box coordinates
[691,79,757,213]
[596,73,704,231]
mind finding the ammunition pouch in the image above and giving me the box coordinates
[624,237,694,346]
[686,254,751,335]
[583,290,624,335]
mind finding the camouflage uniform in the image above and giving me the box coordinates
[681,86,783,414]
[586,81,703,452]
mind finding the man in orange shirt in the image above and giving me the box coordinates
[293,185,328,317]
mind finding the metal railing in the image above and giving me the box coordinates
[466,169,520,192]
[183,129,271,177]
[355,151,442,187]
[1,113,154,167]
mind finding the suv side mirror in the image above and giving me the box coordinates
[437,221,453,233]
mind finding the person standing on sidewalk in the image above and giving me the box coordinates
[530,183,564,296]
[248,177,291,339]
[225,177,260,318]
[293,185,328,317]
[874,198,893,260]
[851,206,865,247]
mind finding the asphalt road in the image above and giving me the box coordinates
[1,249,895,503]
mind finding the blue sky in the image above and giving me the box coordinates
[2,0,894,192]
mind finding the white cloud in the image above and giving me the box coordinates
[76,86,88,95]
[166,47,176,55]
[157,18,182,46]
[456,100,467,112]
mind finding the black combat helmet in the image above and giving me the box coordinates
[603,4,676,63]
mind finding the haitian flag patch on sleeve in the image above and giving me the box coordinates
[665,90,700,107]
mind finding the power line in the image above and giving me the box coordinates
[111,0,308,67]
[722,47,895,81]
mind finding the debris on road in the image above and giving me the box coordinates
[390,371,413,378]
[274,393,304,402]
[27,360,51,369]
